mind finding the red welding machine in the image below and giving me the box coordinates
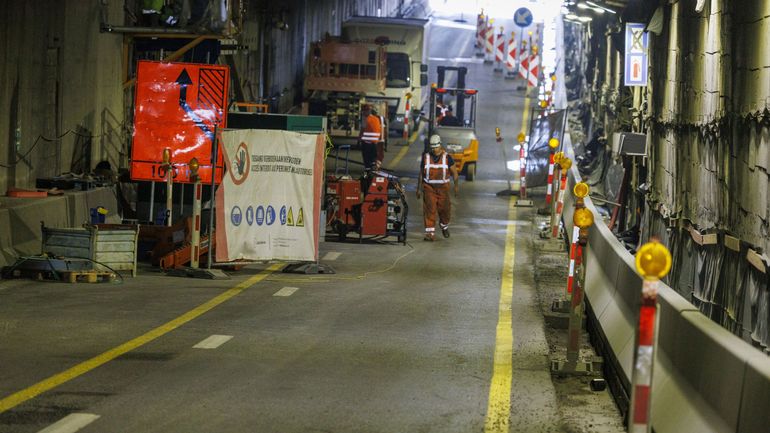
[325,170,408,244]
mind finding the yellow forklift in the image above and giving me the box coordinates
[428,66,479,180]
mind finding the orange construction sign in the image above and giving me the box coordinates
[131,60,229,184]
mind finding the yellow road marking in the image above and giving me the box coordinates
[483,196,517,433]
[387,128,419,170]
[484,95,529,433]
[388,144,411,169]
[0,264,282,413]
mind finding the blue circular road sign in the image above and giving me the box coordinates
[514,7,534,28]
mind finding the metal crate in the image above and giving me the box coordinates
[41,224,138,277]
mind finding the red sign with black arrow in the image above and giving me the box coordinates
[131,60,229,184]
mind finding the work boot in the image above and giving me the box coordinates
[423,233,435,241]
[442,227,450,238]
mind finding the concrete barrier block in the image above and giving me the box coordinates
[599,289,636,378]
[670,311,750,431]
[737,352,770,433]
[652,351,733,433]
[585,246,615,318]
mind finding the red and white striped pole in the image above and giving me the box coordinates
[552,157,571,238]
[566,225,579,294]
[494,27,505,72]
[403,94,411,140]
[484,20,495,62]
[545,137,559,204]
[476,10,486,49]
[630,240,672,433]
[566,182,590,296]
[189,158,202,268]
[566,194,594,364]
[506,32,517,77]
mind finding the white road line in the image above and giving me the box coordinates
[322,252,342,261]
[273,287,299,297]
[38,413,100,433]
[193,334,233,349]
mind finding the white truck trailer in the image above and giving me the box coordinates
[342,17,429,145]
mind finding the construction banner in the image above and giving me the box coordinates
[215,129,324,262]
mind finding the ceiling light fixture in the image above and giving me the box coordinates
[586,1,617,14]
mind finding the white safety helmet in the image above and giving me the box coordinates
[429,134,442,148]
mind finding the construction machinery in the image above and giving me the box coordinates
[325,170,408,244]
[342,16,429,144]
[302,37,389,147]
[428,66,480,181]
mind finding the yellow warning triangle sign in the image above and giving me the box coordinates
[296,208,305,227]
[286,207,294,226]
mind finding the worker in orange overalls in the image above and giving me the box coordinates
[416,134,459,241]
[359,104,383,169]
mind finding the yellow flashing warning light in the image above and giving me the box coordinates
[528,30,533,36]
[517,132,526,143]
[495,127,501,137]
[549,137,560,149]
[573,182,590,198]
[431,83,437,89]
[539,100,548,108]
[406,92,413,100]
[551,75,557,82]
[162,148,171,164]
[554,151,565,163]
[573,208,594,229]
[189,157,200,175]
[560,157,572,172]
[635,241,672,280]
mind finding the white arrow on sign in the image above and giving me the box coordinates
[515,9,532,27]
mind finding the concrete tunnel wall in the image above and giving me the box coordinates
[553,3,770,429]
[573,0,770,350]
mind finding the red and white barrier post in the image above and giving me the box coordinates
[162,147,174,226]
[629,240,672,433]
[505,32,517,78]
[494,27,505,72]
[403,93,411,141]
[568,183,589,293]
[476,10,486,49]
[545,137,559,205]
[551,182,596,374]
[551,155,571,239]
[189,157,202,268]
[484,20,495,63]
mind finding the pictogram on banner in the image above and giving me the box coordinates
[296,208,305,227]
[131,61,229,184]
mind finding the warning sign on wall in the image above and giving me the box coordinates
[130,61,229,183]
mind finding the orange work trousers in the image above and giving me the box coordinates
[422,183,451,233]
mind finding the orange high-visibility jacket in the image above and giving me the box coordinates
[361,114,382,143]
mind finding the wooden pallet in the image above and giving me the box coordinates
[59,270,117,284]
